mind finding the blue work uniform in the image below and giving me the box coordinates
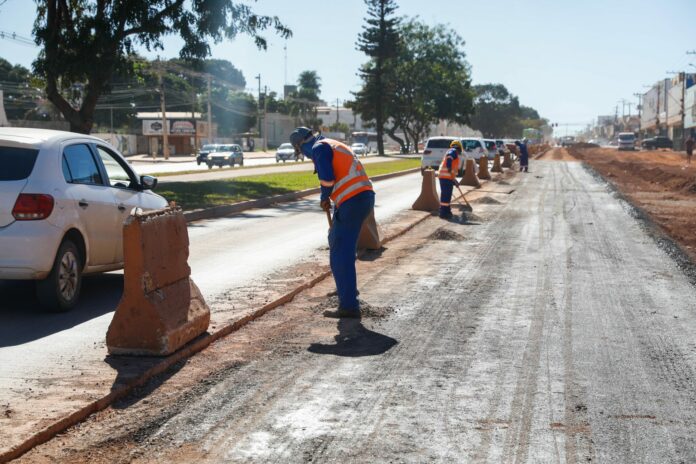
[438,147,460,218]
[300,136,375,313]
[517,141,529,172]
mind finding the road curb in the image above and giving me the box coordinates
[182,167,421,223]
[0,166,425,463]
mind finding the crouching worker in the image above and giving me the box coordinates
[290,127,375,319]
[438,140,463,219]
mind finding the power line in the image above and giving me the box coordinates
[0,30,37,47]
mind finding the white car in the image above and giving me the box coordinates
[0,128,168,311]
[422,136,459,174]
[350,143,368,157]
[275,143,303,162]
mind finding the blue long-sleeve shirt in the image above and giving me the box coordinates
[445,147,459,170]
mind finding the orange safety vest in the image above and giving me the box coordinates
[438,149,460,180]
[314,138,374,207]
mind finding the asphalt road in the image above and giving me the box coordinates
[19,159,696,463]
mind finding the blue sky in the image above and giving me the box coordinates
[0,0,694,135]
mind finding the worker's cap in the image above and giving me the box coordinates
[290,127,314,149]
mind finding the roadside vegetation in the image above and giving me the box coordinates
[158,158,420,210]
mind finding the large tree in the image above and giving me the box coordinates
[288,70,322,129]
[0,58,43,120]
[353,0,400,155]
[32,1,291,133]
[469,84,546,138]
[384,20,474,153]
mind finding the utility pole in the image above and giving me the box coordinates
[283,43,288,86]
[158,61,170,160]
[633,92,643,134]
[263,85,268,151]
[192,80,198,154]
[336,98,340,126]
[207,75,212,145]
[110,106,113,134]
[255,74,261,144]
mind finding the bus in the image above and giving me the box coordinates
[350,131,379,153]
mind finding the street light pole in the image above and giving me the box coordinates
[207,75,212,145]
[158,61,170,160]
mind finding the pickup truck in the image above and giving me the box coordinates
[641,136,673,150]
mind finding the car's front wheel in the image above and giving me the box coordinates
[36,240,82,312]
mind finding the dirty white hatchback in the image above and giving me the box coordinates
[0,128,167,311]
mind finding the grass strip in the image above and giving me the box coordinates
[157,158,420,210]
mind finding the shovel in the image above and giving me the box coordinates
[453,182,474,212]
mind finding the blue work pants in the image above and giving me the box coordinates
[328,190,375,312]
[439,178,454,216]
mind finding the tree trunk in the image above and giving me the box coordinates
[385,126,406,153]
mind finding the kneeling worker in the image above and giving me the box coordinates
[438,140,463,219]
[290,127,375,318]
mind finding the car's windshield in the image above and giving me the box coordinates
[618,134,635,141]
[279,143,293,149]
[426,139,454,149]
[484,141,496,149]
[462,139,481,150]
[201,144,219,151]
[0,146,40,181]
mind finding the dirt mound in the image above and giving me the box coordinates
[309,296,395,319]
[477,196,501,204]
[573,142,599,149]
[428,228,465,241]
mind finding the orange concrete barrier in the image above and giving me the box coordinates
[412,168,440,212]
[478,156,491,180]
[106,208,210,356]
[491,154,503,173]
[460,158,481,188]
[357,208,383,250]
[502,152,512,168]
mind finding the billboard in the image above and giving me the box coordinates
[142,119,197,135]
[685,86,696,129]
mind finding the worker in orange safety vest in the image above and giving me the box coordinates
[437,140,463,219]
[290,127,375,318]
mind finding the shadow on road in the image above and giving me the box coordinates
[307,319,397,357]
[0,273,123,347]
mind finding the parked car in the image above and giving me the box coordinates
[0,128,168,311]
[617,132,636,151]
[275,143,304,162]
[207,144,244,168]
[196,143,221,165]
[483,139,498,160]
[350,143,368,157]
[495,139,508,156]
[641,136,673,150]
[421,136,458,173]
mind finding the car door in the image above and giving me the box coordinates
[61,143,119,266]
[92,144,159,264]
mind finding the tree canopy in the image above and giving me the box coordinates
[469,84,547,138]
[32,0,291,133]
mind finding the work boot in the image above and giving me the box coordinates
[326,289,360,297]
[323,308,361,319]
[439,208,453,219]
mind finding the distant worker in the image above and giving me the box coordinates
[290,127,375,319]
[437,140,463,219]
[686,135,694,165]
[516,139,529,172]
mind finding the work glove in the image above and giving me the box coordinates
[320,198,331,212]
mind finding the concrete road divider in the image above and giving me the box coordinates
[478,156,491,180]
[358,208,383,250]
[460,159,481,188]
[502,153,513,168]
[106,207,210,356]
[412,168,440,212]
[491,154,503,173]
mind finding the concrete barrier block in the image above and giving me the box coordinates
[478,156,491,180]
[502,152,513,168]
[460,159,481,188]
[107,208,210,356]
[491,154,503,173]
[412,169,440,212]
[357,208,383,250]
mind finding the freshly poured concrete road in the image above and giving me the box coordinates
[42,160,696,463]
[0,172,422,404]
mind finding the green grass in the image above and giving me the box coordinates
[158,158,420,211]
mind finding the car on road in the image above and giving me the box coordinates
[483,139,498,160]
[196,143,221,166]
[461,137,487,162]
[617,132,636,151]
[560,136,576,147]
[350,143,368,157]
[0,128,168,311]
[275,143,304,163]
[641,136,673,150]
[206,144,244,168]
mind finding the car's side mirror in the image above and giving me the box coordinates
[140,175,158,190]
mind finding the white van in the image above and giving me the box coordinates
[617,132,636,151]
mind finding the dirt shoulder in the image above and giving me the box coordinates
[564,146,696,262]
